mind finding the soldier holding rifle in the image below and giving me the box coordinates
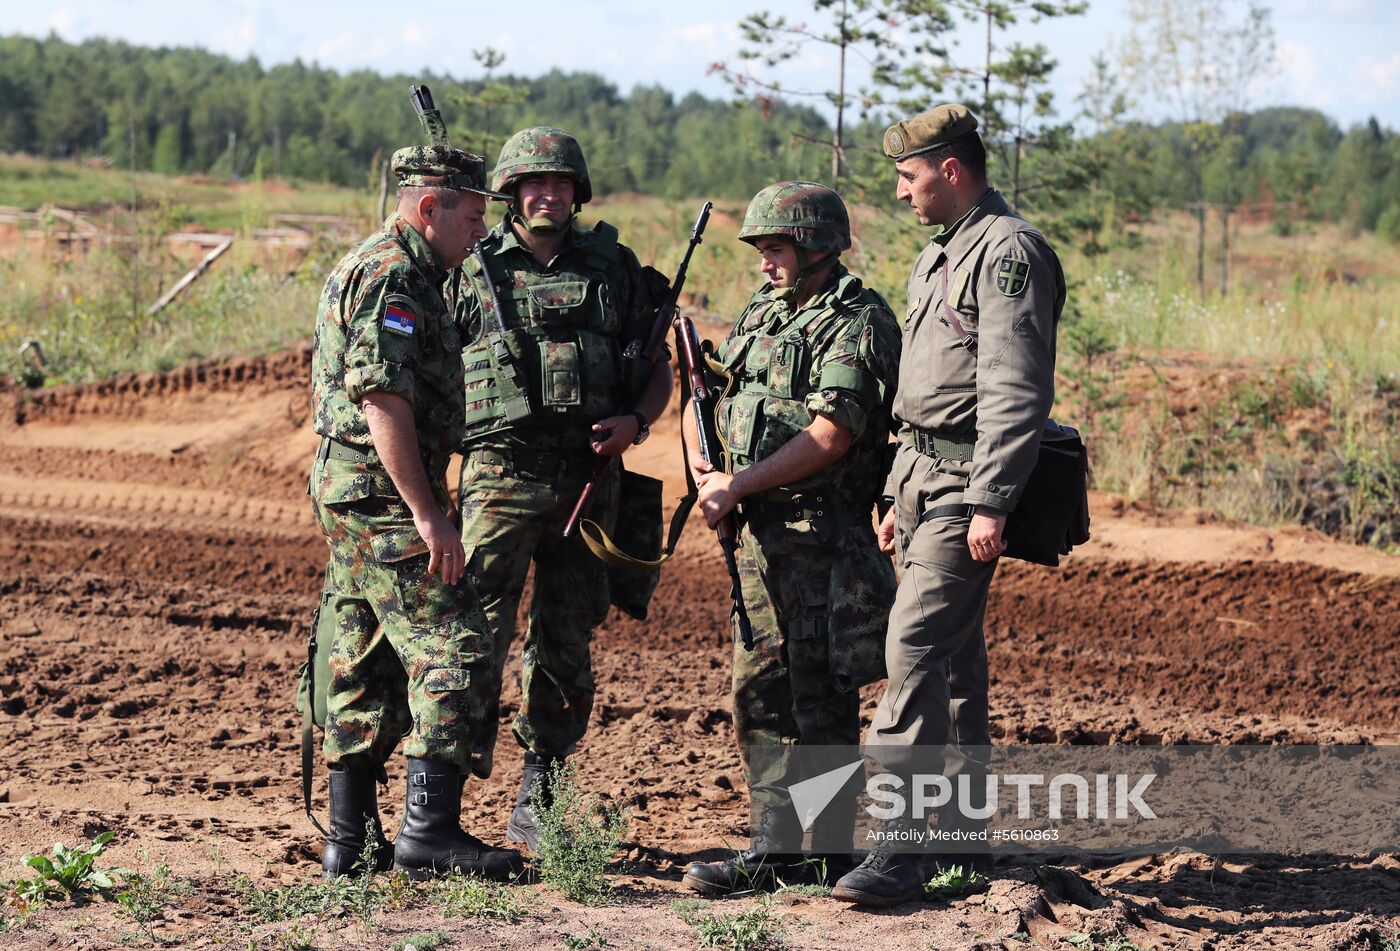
[680,182,901,895]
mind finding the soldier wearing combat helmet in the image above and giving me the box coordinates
[308,145,526,880]
[681,182,901,895]
[449,126,673,851]
[830,105,1065,907]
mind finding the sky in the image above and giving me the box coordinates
[10,0,1400,130]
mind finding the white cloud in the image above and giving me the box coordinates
[1352,51,1400,103]
[1274,39,1339,108]
[48,6,77,35]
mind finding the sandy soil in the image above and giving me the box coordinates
[1,345,1397,949]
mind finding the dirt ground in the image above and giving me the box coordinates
[1,344,1397,949]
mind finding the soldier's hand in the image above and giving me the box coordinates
[877,507,897,554]
[967,509,1008,563]
[689,454,715,485]
[590,415,639,457]
[415,510,467,585]
[696,471,740,528]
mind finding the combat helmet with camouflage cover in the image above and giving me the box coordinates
[737,181,851,256]
[491,127,592,204]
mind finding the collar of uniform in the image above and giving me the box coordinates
[921,188,1005,278]
[389,213,447,281]
[491,214,585,264]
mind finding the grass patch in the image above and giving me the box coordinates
[432,873,531,920]
[532,760,630,905]
[115,860,191,942]
[924,863,986,902]
[675,899,787,951]
[390,931,450,951]
[1065,933,1143,951]
[562,929,610,950]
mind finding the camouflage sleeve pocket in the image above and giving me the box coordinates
[422,666,472,693]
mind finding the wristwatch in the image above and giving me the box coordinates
[630,410,650,445]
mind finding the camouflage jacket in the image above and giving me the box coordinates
[716,266,902,511]
[450,214,669,453]
[309,214,462,502]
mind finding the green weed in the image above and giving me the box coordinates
[924,864,985,901]
[562,930,610,949]
[273,923,318,950]
[676,898,786,951]
[115,861,190,940]
[390,931,450,951]
[432,873,531,920]
[17,831,128,901]
[532,760,630,905]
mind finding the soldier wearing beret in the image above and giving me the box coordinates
[831,105,1065,907]
[308,145,524,880]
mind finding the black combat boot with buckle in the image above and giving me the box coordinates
[322,767,394,878]
[682,804,806,896]
[831,816,929,908]
[392,757,526,882]
[507,751,565,852]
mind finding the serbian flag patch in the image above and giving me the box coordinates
[382,304,416,336]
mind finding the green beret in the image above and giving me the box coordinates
[392,145,511,199]
[882,104,979,160]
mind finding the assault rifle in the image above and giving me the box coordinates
[561,201,712,539]
[674,314,754,650]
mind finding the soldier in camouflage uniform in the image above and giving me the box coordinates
[449,127,673,850]
[832,105,1064,907]
[309,145,524,881]
[681,182,901,895]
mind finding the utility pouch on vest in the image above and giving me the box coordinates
[1003,420,1091,567]
[605,467,665,621]
[493,333,533,424]
[540,339,582,410]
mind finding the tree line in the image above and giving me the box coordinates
[1,32,1398,243]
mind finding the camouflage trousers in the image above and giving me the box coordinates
[457,446,620,778]
[732,500,895,817]
[312,492,493,776]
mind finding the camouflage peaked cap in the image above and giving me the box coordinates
[491,127,592,203]
[882,104,980,160]
[392,145,510,199]
[737,181,851,255]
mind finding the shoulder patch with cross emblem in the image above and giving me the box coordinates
[995,254,1030,297]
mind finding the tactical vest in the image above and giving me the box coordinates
[716,273,892,504]
[460,222,630,444]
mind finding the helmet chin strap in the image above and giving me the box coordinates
[780,245,828,303]
[511,209,575,236]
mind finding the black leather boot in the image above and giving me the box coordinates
[322,768,393,878]
[506,752,564,852]
[682,804,805,896]
[831,817,929,908]
[392,757,525,882]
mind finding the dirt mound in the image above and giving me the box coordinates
[1,345,1396,948]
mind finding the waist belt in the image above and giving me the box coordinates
[320,437,447,478]
[469,446,595,483]
[911,428,975,462]
[325,437,372,464]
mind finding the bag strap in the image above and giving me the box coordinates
[941,262,978,353]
